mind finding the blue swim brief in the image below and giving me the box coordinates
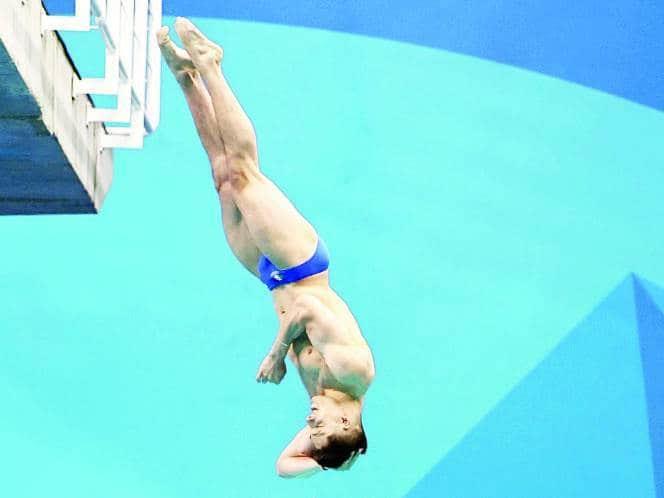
[258,238,330,291]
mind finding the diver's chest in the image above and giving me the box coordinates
[292,335,324,370]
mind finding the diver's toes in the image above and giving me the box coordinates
[174,17,193,33]
[157,26,169,44]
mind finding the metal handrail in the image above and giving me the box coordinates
[41,0,162,149]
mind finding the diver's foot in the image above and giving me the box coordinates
[174,17,223,69]
[157,26,197,82]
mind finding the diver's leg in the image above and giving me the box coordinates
[158,27,260,276]
[175,18,318,269]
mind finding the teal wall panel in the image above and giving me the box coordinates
[406,276,657,497]
[2,17,664,498]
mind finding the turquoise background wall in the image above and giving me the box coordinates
[3,4,664,497]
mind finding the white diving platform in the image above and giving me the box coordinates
[0,0,161,215]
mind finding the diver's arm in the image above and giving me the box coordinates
[256,302,309,384]
[276,427,322,478]
[277,456,321,478]
[267,298,310,359]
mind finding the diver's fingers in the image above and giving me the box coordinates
[256,370,267,383]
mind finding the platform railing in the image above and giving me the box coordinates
[41,0,162,149]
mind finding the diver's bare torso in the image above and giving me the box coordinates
[271,271,374,399]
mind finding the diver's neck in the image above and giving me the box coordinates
[322,388,357,405]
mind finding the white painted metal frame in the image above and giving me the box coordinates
[41,0,162,149]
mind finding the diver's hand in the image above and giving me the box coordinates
[256,353,287,384]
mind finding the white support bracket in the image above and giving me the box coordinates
[41,0,91,33]
[72,0,120,96]
[41,0,162,150]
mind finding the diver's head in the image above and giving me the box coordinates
[306,394,367,469]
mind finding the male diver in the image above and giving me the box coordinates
[157,18,375,477]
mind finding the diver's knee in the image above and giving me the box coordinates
[228,155,259,191]
[228,139,258,164]
[210,155,229,190]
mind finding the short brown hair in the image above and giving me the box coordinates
[311,421,367,470]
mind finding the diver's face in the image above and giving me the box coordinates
[306,396,345,448]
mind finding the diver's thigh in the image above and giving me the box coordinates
[232,173,318,268]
